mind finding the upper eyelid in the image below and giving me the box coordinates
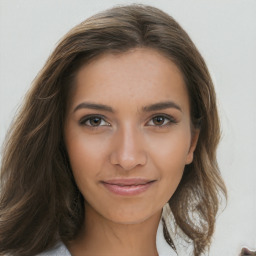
[147,113,177,121]
[147,115,176,125]
[79,114,107,120]
[79,114,109,124]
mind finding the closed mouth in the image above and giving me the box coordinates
[101,178,156,196]
[101,178,156,186]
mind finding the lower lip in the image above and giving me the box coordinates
[102,182,154,196]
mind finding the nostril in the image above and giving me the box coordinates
[110,153,147,171]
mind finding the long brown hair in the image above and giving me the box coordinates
[0,4,227,256]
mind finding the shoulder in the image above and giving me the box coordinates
[36,242,71,256]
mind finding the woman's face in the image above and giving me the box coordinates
[64,48,198,224]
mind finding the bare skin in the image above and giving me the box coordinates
[64,48,199,255]
[68,201,160,256]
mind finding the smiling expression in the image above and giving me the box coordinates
[64,48,198,224]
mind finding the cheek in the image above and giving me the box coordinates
[146,129,191,192]
[64,130,110,186]
[147,127,191,166]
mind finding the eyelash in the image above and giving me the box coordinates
[146,114,177,127]
[79,115,110,127]
[79,114,177,128]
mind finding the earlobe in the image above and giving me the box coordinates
[185,130,200,164]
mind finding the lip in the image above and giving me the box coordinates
[101,178,156,196]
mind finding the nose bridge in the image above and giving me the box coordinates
[110,122,147,170]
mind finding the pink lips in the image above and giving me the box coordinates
[101,178,155,196]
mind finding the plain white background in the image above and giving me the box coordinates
[0,0,255,255]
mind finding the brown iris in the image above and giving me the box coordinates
[89,117,102,126]
[152,116,165,126]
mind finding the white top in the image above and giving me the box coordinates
[38,204,193,256]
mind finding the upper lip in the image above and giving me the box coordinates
[101,178,155,186]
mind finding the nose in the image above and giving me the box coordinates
[109,125,147,171]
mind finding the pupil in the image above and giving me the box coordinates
[90,117,101,126]
[153,116,164,125]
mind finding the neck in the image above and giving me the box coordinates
[68,202,161,256]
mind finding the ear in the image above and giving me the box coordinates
[185,129,200,165]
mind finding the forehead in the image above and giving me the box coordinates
[70,48,189,114]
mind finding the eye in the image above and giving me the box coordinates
[80,115,110,127]
[147,115,176,127]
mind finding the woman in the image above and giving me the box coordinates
[0,4,227,256]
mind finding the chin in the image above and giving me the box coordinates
[110,216,148,225]
[105,207,162,225]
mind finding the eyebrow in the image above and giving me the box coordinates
[73,101,182,113]
[74,102,114,113]
[142,101,182,112]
